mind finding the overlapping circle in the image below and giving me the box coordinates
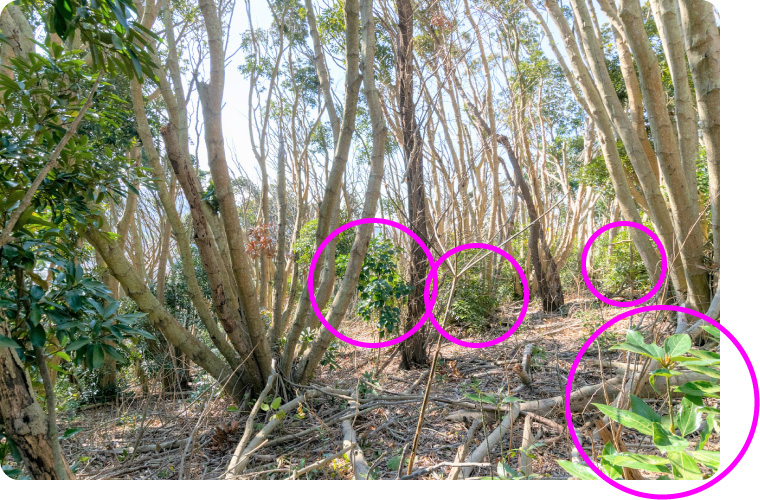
[306,216,756,495]
[307,218,438,348]
[424,242,529,348]
[582,221,668,307]
[564,306,758,499]
[307,218,527,348]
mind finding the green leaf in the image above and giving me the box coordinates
[0,335,21,349]
[557,460,598,480]
[650,368,681,380]
[111,33,123,50]
[29,322,46,348]
[599,442,623,479]
[28,304,42,326]
[674,381,721,397]
[271,397,281,411]
[664,334,691,358]
[60,427,84,440]
[53,351,71,362]
[688,349,720,362]
[387,455,405,471]
[465,393,497,405]
[610,330,665,361]
[690,450,719,470]
[699,414,715,450]
[65,337,90,352]
[629,394,661,423]
[594,404,654,435]
[90,344,105,370]
[681,364,720,379]
[677,395,703,436]
[500,396,524,404]
[653,423,689,453]
[701,325,721,342]
[669,451,703,480]
[607,453,671,473]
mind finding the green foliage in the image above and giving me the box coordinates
[39,0,160,82]
[291,216,355,268]
[563,327,721,480]
[357,370,378,398]
[450,277,497,333]
[348,237,412,339]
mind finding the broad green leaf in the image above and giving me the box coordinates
[699,414,715,450]
[594,404,654,435]
[600,442,623,479]
[500,396,524,404]
[701,325,721,342]
[90,344,105,370]
[65,337,90,352]
[629,394,661,423]
[0,335,21,349]
[610,331,662,360]
[677,395,703,435]
[557,460,598,480]
[465,393,497,405]
[53,351,71,362]
[690,450,719,470]
[60,427,84,440]
[607,453,671,473]
[669,451,703,480]
[387,455,408,471]
[688,349,720,362]
[681,364,720,379]
[674,381,721,398]
[664,334,691,358]
[29,322,46,348]
[653,423,689,453]
[271,397,282,411]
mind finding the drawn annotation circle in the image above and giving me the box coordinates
[423,243,529,348]
[307,217,437,348]
[564,305,758,499]
[581,221,668,307]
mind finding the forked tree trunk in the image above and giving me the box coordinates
[0,340,73,479]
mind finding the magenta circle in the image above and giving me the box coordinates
[581,221,668,307]
[307,217,437,348]
[423,243,529,348]
[564,305,758,499]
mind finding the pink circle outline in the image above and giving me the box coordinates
[581,221,668,307]
[565,305,759,499]
[423,242,529,348]
[307,217,437,348]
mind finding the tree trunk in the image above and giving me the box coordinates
[397,0,430,368]
[0,340,73,479]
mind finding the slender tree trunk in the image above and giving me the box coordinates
[397,0,430,368]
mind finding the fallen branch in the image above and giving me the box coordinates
[287,444,355,480]
[460,402,521,478]
[342,390,370,480]
[227,369,277,476]
[226,390,315,476]
[401,462,491,480]
[448,419,483,480]
[518,413,534,476]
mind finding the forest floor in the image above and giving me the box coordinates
[59,292,719,480]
